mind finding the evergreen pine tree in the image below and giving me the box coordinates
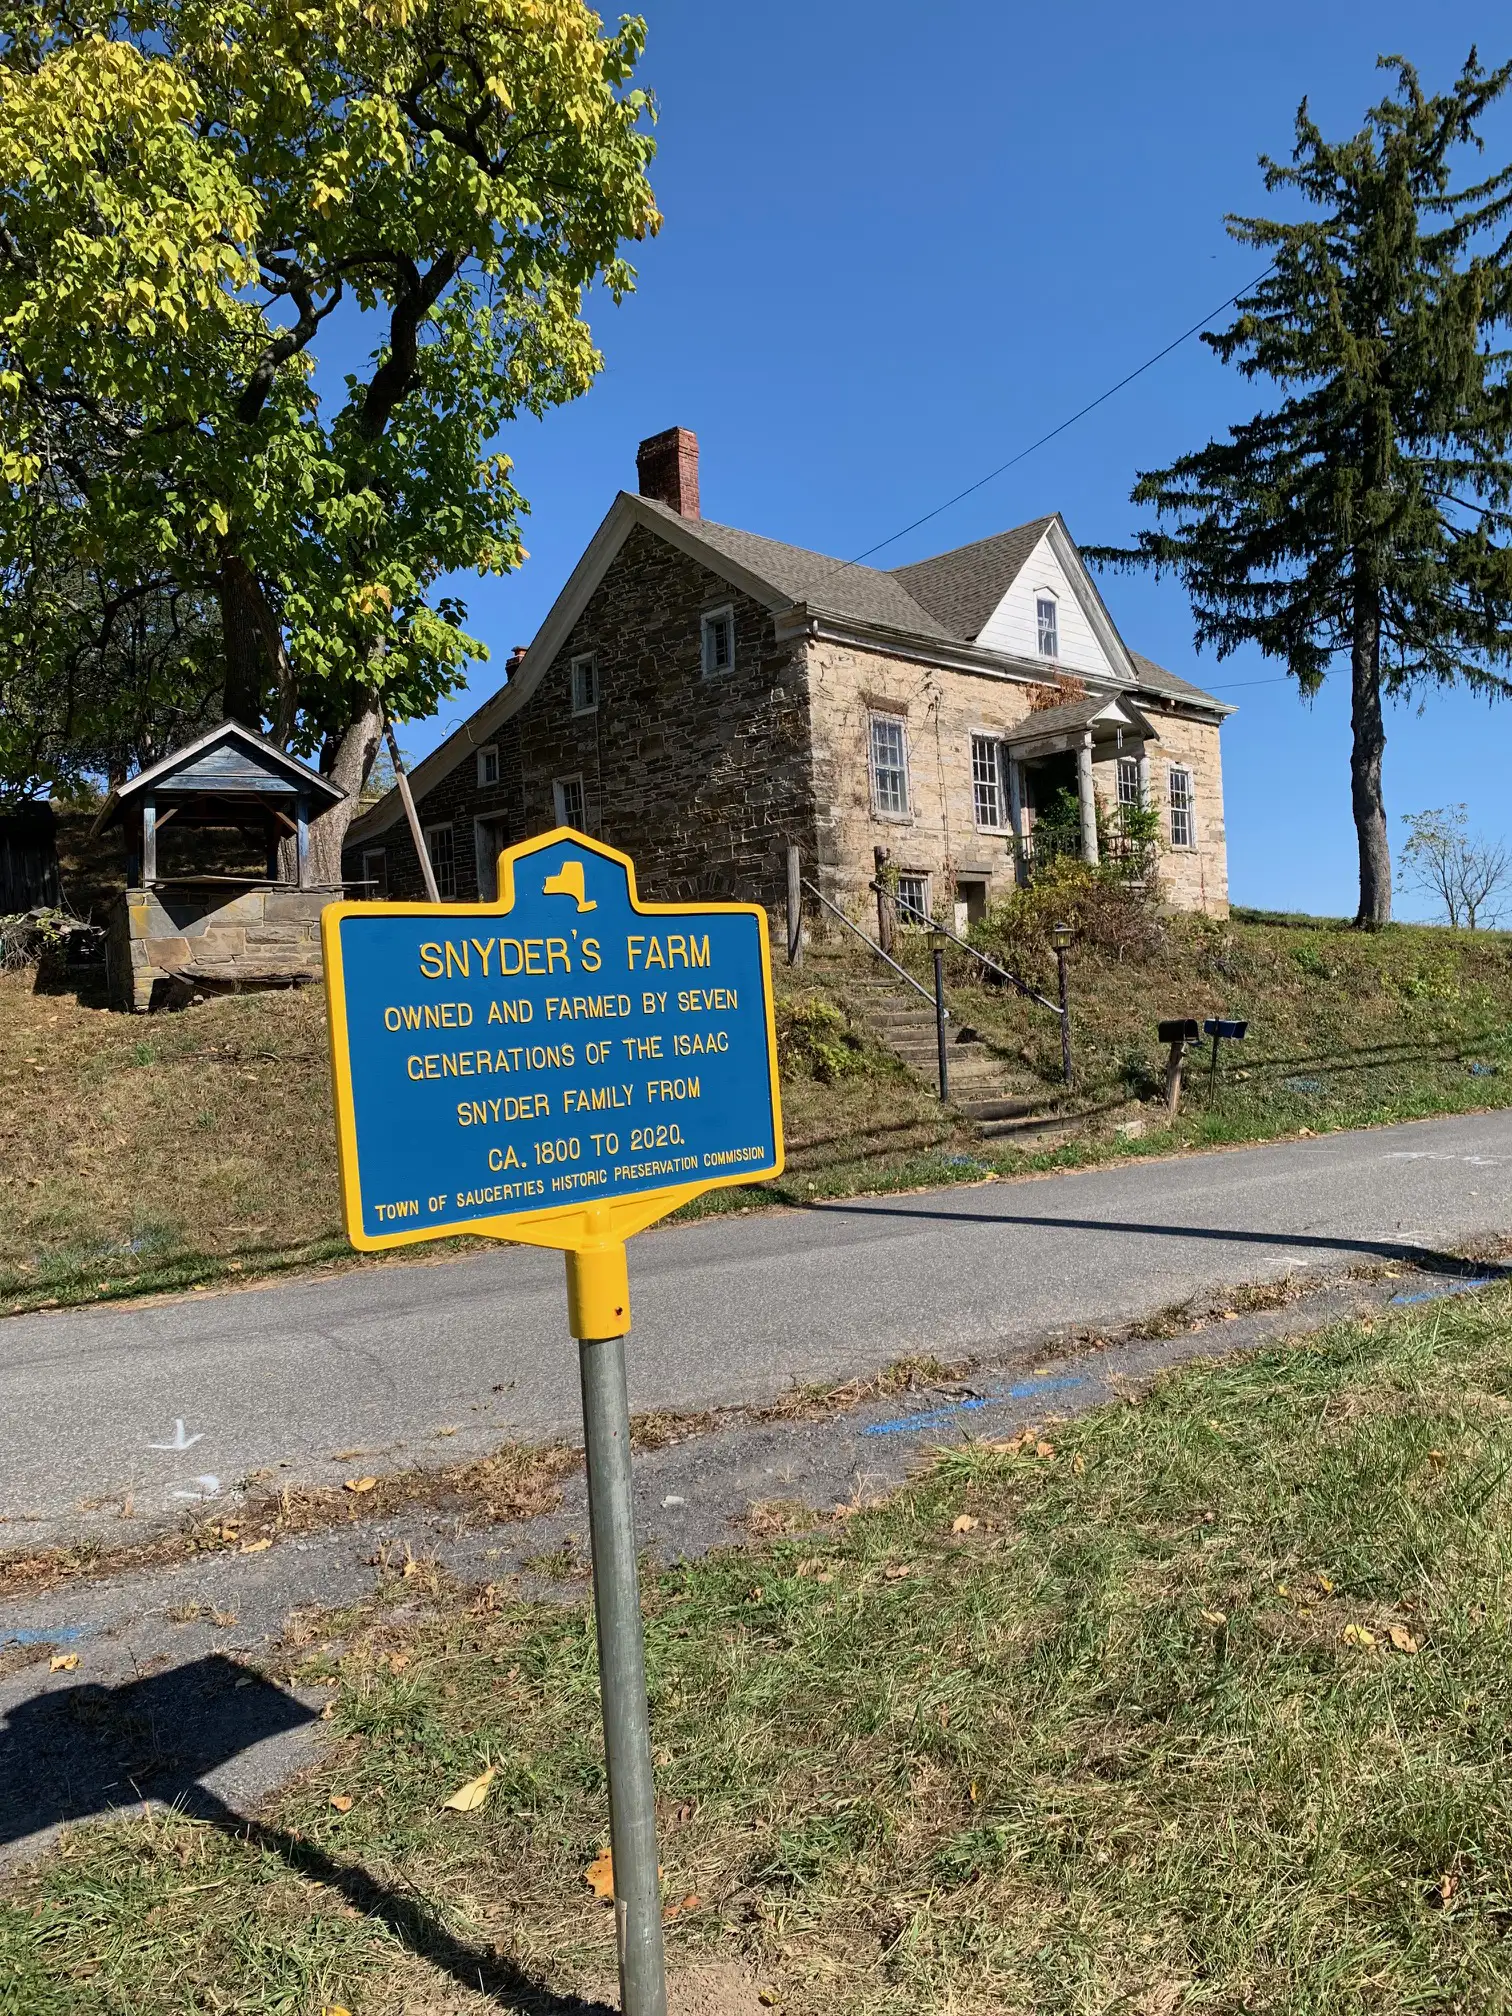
[1089,54,1512,926]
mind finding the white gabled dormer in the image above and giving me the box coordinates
[971,519,1134,685]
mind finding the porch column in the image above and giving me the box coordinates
[140,793,158,887]
[1006,757,1024,885]
[1137,747,1152,808]
[1077,733,1099,866]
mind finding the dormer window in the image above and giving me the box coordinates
[1036,594,1059,659]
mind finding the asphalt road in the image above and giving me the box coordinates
[4,1108,1511,1544]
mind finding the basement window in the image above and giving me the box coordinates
[701,606,735,677]
[424,822,457,900]
[1168,766,1195,849]
[896,873,930,926]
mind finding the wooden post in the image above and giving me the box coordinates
[1165,1038,1186,1117]
[1077,734,1099,867]
[874,844,895,956]
[140,794,157,887]
[786,843,802,968]
[385,722,441,904]
[296,791,310,890]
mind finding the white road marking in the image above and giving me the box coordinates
[149,1420,203,1451]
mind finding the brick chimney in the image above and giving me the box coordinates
[505,644,527,676]
[636,426,700,519]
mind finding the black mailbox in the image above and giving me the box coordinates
[1158,1018,1202,1045]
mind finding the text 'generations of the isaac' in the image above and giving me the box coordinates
[325,842,782,1248]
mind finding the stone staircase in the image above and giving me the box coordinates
[801,942,1070,1142]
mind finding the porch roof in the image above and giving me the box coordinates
[1006,692,1156,758]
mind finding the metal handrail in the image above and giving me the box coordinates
[872,882,1063,1018]
[801,877,943,1013]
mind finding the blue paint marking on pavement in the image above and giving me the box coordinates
[861,1374,1088,1437]
[1,1624,89,1648]
[1390,1275,1498,1307]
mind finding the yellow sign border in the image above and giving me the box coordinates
[322,826,785,1254]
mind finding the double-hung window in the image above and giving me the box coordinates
[1036,594,1059,659]
[571,655,599,715]
[553,774,587,830]
[701,607,735,677]
[1117,756,1141,810]
[971,736,1005,830]
[424,822,457,900]
[1168,766,1195,849]
[869,713,910,818]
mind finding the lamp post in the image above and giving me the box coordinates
[930,923,950,1102]
[1052,920,1074,1087]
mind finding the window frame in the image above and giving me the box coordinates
[895,872,931,927]
[1116,755,1141,809]
[868,711,911,820]
[1035,591,1059,660]
[570,654,599,716]
[553,773,587,831]
[1168,765,1195,850]
[700,605,736,678]
[360,846,388,898]
[970,734,1006,831]
[476,743,500,788]
[423,821,457,900]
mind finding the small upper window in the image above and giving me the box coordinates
[1036,594,1059,658]
[701,607,735,677]
[1168,766,1195,849]
[553,775,587,830]
[360,847,388,899]
[571,655,599,715]
[477,744,500,788]
[971,736,1004,830]
[424,823,457,900]
[869,714,910,818]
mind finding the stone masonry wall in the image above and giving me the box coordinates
[354,523,819,914]
[1141,709,1230,917]
[106,884,333,1010]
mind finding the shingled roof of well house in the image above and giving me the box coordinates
[638,496,957,641]
[887,517,1056,640]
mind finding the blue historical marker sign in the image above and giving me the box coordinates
[322,829,784,1253]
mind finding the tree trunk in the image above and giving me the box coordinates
[277,698,383,887]
[218,557,267,729]
[1350,581,1392,929]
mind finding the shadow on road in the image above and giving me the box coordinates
[0,1653,611,2013]
[815,1199,1508,1281]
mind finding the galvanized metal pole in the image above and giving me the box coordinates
[786,843,802,968]
[578,1321,667,2016]
[933,943,949,1102]
[1056,944,1073,1087]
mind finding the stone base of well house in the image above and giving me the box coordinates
[105,883,337,1012]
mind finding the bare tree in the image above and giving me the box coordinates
[1399,806,1512,929]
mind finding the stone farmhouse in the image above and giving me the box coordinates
[345,429,1233,927]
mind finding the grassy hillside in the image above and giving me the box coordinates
[2,892,1510,1314]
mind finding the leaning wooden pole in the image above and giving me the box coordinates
[384,722,440,903]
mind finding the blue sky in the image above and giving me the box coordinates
[390,0,1512,920]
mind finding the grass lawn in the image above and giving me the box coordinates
[2,905,1510,1315]
[5,1283,1512,2012]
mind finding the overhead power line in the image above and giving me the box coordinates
[848,265,1276,567]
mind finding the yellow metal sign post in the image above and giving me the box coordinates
[322,829,785,2014]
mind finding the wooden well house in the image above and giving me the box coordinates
[93,720,347,1010]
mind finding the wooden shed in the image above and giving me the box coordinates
[0,800,64,913]
[91,721,348,1010]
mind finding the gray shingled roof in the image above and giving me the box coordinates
[638,496,956,640]
[888,517,1055,640]
[1128,651,1225,708]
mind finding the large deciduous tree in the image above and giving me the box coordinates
[1088,53,1512,927]
[0,1,658,873]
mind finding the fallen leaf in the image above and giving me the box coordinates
[344,1476,378,1495]
[1341,1623,1377,1649]
[883,1562,912,1580]
[388,1652,409,1674]
[321,2007,354,2016]
[1035,1440,1056,1461]
[1200,1610,1227,1629]
[320,1700,337,1720]
[951,1514,979,1534]
[1388,1624,1420,1655]
[329,1794,354,1814]
[1427,1449,1446,1466]
[1316,1572,1335,1595]
[1435,1871,1460,1905]
[969,1780,981,1803]
[584,1848,614,1900]
[49,1653,79,1673]
[1071,1453,1086,1475]
[663,1892,701,1921]
[240,1537,272,1554]
[793,1556,825,1577]
[758,1989,780,2008]
[443,1765,496,1813]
